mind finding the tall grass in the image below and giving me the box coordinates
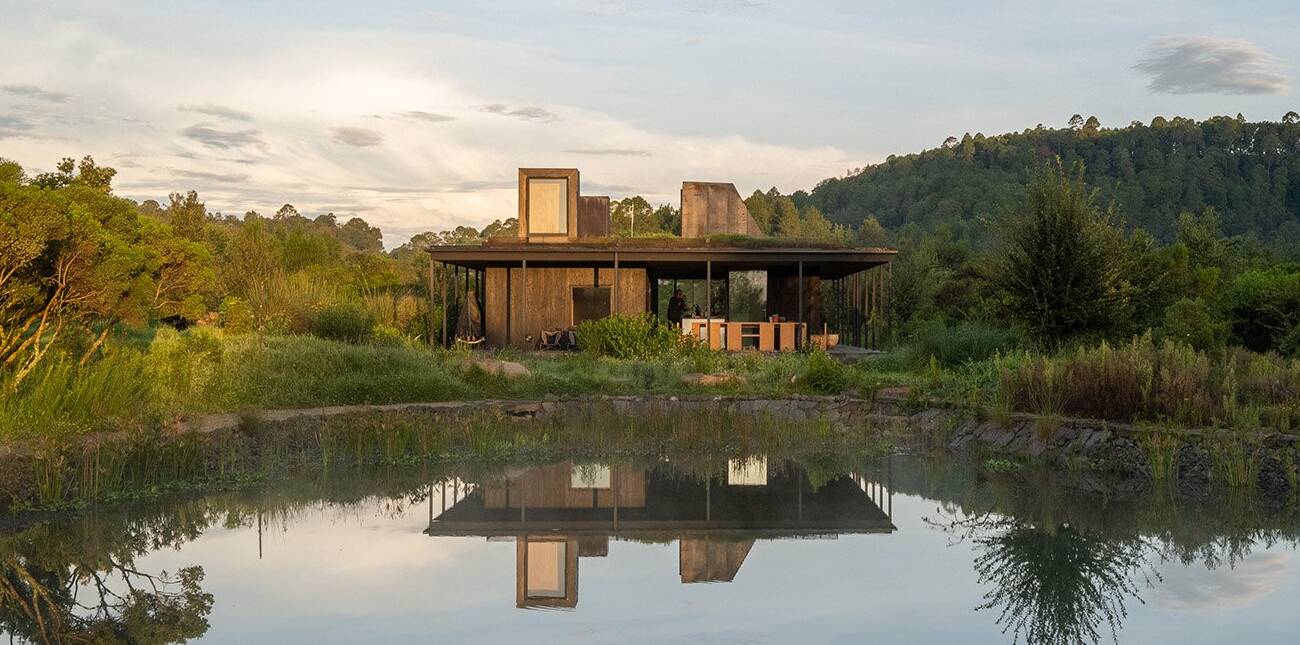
[995,336,1300,429]
[908,320,1016,368]
[0,351,156,443]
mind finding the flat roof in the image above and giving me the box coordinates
[427,244,895,279]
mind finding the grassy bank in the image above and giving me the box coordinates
[0,327,920,445]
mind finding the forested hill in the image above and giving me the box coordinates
[806,114,1300,247]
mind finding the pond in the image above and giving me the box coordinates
[2,454,1298,644]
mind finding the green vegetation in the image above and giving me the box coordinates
[576,313,684,360]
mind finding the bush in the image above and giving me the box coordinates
[1280,323,1300,359]
[994,335,1300,429]
[577,314,682,360]
[310,302,374,343]
[910,320,1015,367]
[370,324,414,348]
[1158,297,1229,351]
[802,349,849,394]
[219,296,254,334]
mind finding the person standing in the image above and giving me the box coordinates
[667,289,687,328]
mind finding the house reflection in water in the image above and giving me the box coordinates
[424,457,895,608]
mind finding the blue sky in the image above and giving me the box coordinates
[2,0,1297,246]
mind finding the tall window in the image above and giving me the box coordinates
[572,287,611,325]
[528,178,568,235]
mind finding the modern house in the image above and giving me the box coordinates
[423,459,896,609]
[427,168,895,350]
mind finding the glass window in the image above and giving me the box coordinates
[572,287,611,325]
[527,178,568,235]
[571,464,611,489]
[526,541,566,598]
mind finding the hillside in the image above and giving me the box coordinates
[806,114,1300,250]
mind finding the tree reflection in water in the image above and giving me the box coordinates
[0,537,212,644]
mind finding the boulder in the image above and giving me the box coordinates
[474,358,530,378]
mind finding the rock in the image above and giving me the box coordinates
[1174,444,1212,501]
[474,358,530,378]
[681,373,747,387]
[1257,455,1292,500]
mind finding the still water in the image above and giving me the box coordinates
[3,455,1299,644]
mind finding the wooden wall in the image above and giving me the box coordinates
[484,266,648,347]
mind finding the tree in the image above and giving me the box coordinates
[992,161,1136,345]
[339,217,383,252]
[855,216,889,247]
[165,190,207,240]
[274,203,299,220]
[610,195,653,236]
[773,196,802,237]
[1283,111,1299,125]
[801,206,835,240]
[1068,114,1085,130]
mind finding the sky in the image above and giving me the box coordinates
[2,1,1298,248]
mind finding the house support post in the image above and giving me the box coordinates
[440,262,448,347]
[705,260,712,319]
[514,260,520,348]
[613,252,620,314]
[434,260,444,345]
[797,260,804,346]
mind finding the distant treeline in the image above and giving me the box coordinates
[805,113,1300,255]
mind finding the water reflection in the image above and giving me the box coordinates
[426,458,896,608]
[0,525,213,644]
[1,455,1299,644]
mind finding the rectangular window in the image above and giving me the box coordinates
[572,286,611,325]
[527,178,568,235]
[526,541,566,598]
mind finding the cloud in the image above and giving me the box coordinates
[565,148,652,157]
[180,123,264,149]
[1134,36,1289,95]
[331,126,384,147]
[172,168,253,183]
[1,84,69,103]
[1158,551,1290,611]
[0,115,36,139]
[178,103,254,122]
[400,110,455,123]
[478,103,558,122]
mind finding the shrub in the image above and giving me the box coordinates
[310,302,374,343]
[802,349,849,394]
[1158,297,1229,351]
[910,320,1015,367]
[219,296,254,334]
[1279,323,1300,359]
[577,314,681,360]
[994,335,1300,429]
[370,324,414,348]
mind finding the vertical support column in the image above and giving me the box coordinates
[796,261,804,343]
[705,260,712,319]
[613,252,620,314]
[514,258,520,348]
[434,258,444,345]
[440,262,448,347]
[505,266,513,345]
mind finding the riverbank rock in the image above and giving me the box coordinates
[474,359,530,378]
[1175,444,1212,500]
[681,373,746,387]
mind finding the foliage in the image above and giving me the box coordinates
[218,296,254,334]
[909,320,1015,367]
[801,349,849,394]
[994,336,1300,429]
[991,162,1138,346]
[309,302,375,344]
[577,313,682,360]
[809,115,1300,254]
[1157,297,1229,351]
